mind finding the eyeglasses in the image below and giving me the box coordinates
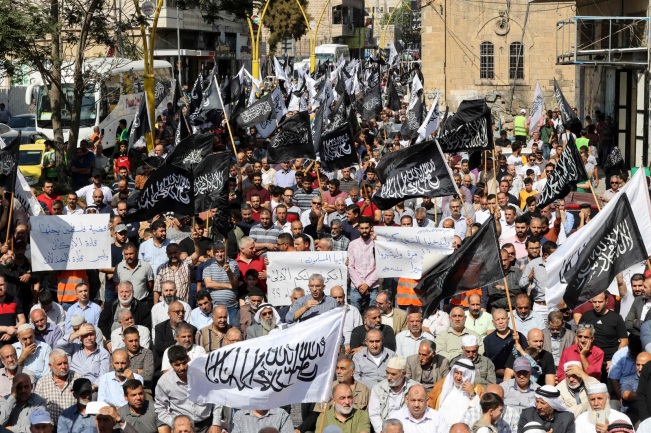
[312,201,322,205]
[170,309,185,314]
[261,311,273,317]
[611,182,618,185]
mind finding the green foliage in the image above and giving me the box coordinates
[263,0,309,54]
[379,3,420,46]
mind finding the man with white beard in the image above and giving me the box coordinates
[428,358,481,429]
[316,383,371,433]
[575,384,631,433]
[368,357,417,433]
[246,304,286,338]
[556,361,600,418]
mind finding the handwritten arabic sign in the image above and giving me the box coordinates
[374,226,455,278]
[188,308,344,409]
[267,252,347,306]
[30,215,111,271]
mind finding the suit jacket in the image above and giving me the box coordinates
[153,320,197,369]
[239,305,255,335]
[98,298,152,338]
[625,296,651,337]
[405,354,449,391]
[543,327,575,364]
[390,308,408,334]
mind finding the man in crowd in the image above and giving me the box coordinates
[316,384,371,433]
[500,357,538,414]
[97,349,144,407]
[13,324,51,381]
[353,329,396,390]
[57,378,95,433]
[557,361,600,417]
[31,309,63,350]
[575,383,632,432]
[34,349,82,426]
[0,373,45,431]
[350,307,397,353]
[334,358,370,410]
[117,379,158,433]
[517,386,575,433]
[405,341,449,393]
[484,308,527,382]
[395,309,435,358]
[465,294,495,337]
[56,323,110,389]
[375,291,408,334]
[285,274,338,324]
[452,335,496,386]
[436,307,483,361]
[388,384,446,433]
[557,324,604,381]
[368,357,417,433]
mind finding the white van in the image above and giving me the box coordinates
[315,44,351,64]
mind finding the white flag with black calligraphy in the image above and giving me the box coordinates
[408,75,423,110]
[546,168,651,307]
[187,308,345,409]
[416,95,441,144]
[529,81,544,134]
[16,171,43,216]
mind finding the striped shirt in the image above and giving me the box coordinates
[196,324,230,352]
[231,408,294,433]
[249,224,283,246]
[285,296,339,324]
[203,259,240,308]
[294,189,320,210]
[332,235,350,252]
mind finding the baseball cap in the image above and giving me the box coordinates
[30,409,52,425]
[114,224,128,233]
[513,357,532,372]
[72,378,93,394]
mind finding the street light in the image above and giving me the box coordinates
[294,0,331,73]
[246,0,272,80]
[380,0,408,50]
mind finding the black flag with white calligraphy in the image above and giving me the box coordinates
[189,75,203,116]
[0,133,20,193]
[360,86,382,122]
[437,99,493,152]
[319,123,358,171]
[418,218,505,317]
[173,106,191,148]
[268,111,316,163]
[537,136,588,208]
[165,133,214,170]
[602,146,627,172]
[193,152,230,214]
[128,96,150,150]
[400,95,423,142]
[562,195,648,308]
[312,105,325,155]
[386,74,401,111]
[372,140,457,210]
[554,78,582,136]
[154,79,171,108]
[236,92,273,128]
[124,164,194,223]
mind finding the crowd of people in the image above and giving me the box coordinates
[0,80,643,433]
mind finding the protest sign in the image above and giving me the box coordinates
[374,226,455,278]
[188,308,345,409]
[267,251,347,305]
[30,214,111,271]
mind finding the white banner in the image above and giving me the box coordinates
[188,307,345,409]
[267,252,347,306]
[546,168,651,306]
[30,214,112,271]
[374,226,455,278]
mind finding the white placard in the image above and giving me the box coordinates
[374,226,455,278]
[267,251,348,306]
[30,215,112,271]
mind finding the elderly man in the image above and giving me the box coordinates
[436,307,483,361]
[395,309,435,359]
[368,357,418,433]
[117,379,158,433]
[484,309,527,382]
[557,361,600,418]
[34,349,82,426]
[428,359,481,428]
[405,341,449,393]
[509,294,545,337]
[316,384,371,433]
[238,287,264,335]
[150,282,191,339]
[247,304,285,339]
[517,386,574,433]
[330,286,363,353]
[543,311,575,369]
[155,346,222,433]
[30,309,62,350]
[285,274,339,324]
[452,335,496,386]
[352,329,397,389]
[334,358,370,410]
[113,242,154,304]
[465,294,495,337]
[0,373,45,432]
[197,306,231,352]
[161,323,205,372]
[13,324,51,381]
[461,384,520,433]
[31,291,65,332]
[557,324,604,382]
[97,349,144,407]
[375,291,408,334]
[154,301,196,370]
[0,345,34,397]
[110,309,151,352]
[575,383,631,433]
[57,378,96,433]
[56,323,110,388]
[500,357,538,415]
[350,307,397,353]
[98,281,151,338]
[388,383,446,433]
[504,329,556,386]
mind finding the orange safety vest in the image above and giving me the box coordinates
[57,270,88,303]
[449,288,482,308]
[396,278,423,306]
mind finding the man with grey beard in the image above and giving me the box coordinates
[368,357,417,433]
[316,383,371,433]
[246,304,285,339]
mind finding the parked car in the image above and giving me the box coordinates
[0,124,12,134]
[18,142,46,185]
[6,114,36,132]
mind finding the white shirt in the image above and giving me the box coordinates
[150,300,191,340]
[575,409,631,433]
[389,406,447,433]
[342,305,363,346]
[110,325,151,350]
[31,302,66,332]
[395,330,436,358]
[75,184,113,205]
[518,164,541,180]
[507,154,523,168]
[475,210,492,225]
[161,344,206,371]
[439,385,471,428]
[500,221,516,240]
[412,219,435,228]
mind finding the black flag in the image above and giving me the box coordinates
[386,74,401,111]
[319,123,358,171]
[437,99,494,152]
[312,105,325,154]
[0,133,20,193]
[165,133,214,170]
[189,75,203,115]
[173,107,191,148]
[372,140,457,210]
[562,195,648,308]
[154,79,171,108]
[537,136,588,208]
[124,164,194,223]
[554,79,582,136]
[400,96,424,142]
[193,152,230,214]
[360,86,382,122]
[268,111,315,163]
[128,97,150,150]
[418,218,505,317]
[235,93,273,128]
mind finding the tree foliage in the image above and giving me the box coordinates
[262,0,309,53]
[176,0,259,22]
[380,2,420,47]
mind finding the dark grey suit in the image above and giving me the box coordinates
[625,296,651,337]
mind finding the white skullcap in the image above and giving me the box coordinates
[564,361,582,371]
[17,324,34,334]
[461,334,479,347]
[587,383,609,395]
[522,422,546,433]
[387,357,407,370]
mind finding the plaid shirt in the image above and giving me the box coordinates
[34,371,81,425]
[154,258,193,302]
[332,235,350,252]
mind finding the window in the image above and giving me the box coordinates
[510,42,524,80]
[479,42,494,79]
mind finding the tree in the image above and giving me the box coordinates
[380,2,420,47]
[262,0,309,54]
[0,0,116,188]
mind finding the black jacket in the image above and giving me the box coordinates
[98,298,152,337]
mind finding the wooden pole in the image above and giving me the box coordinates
[503,276,518,333]
[433,198,438,226]
[316,401,330,433]
[588,181,602,211]
[314,161,326,203]
[213,74,239,156]
[5,194,14,245]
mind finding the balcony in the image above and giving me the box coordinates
[556,16,649,66]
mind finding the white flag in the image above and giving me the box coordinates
[255,87,286,138]
[416,95,441,143]
[16,171,43,216]
[187,308,345,409]
[529,81,544,134]
[545,168,651,307]
[388,43,398,66]
[273,56,289,83]
[408,75,423,110]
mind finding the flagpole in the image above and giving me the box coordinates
[503,277,518,334]
[4,194,14,245]
[588,181,602,211]
[212,75,239,156]
[433,199,438,226]
[314,161,325,203]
